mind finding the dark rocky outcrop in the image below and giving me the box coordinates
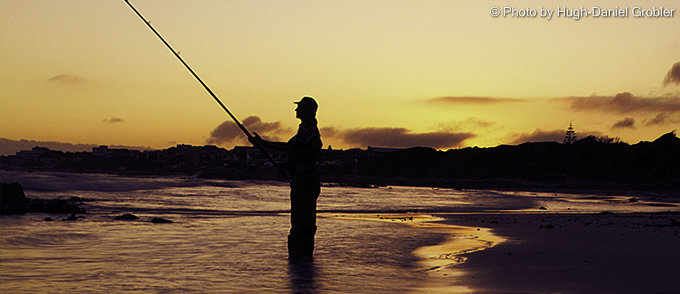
[151,217,173,224]
[114,213,139,220]
[1,183,30,214]
[1,182,86,215]
[27,198,86,214]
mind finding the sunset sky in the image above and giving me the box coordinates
[1,0,679,153]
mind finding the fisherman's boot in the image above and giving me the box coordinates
[288,235,314,261]
[301,236,314,259]
[288,235,302,261]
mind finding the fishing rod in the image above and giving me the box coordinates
[123,0,289,180]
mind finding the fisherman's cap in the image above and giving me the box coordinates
[294,96,318,112]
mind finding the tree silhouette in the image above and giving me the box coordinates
[563,122,577,144]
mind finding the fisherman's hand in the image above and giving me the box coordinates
[249,132,263,145]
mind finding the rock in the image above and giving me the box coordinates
[1,183,30,214]
[539,206,547,210]
[28,199,86,214]
[70,196,94,202]
[628,197,638,203]
[63,213,78,221]
[151,217,173,224]
[1,182,86,215]
[44,217,54,221]
[114,213,139,220]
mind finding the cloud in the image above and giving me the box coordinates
[103,116,124,124]
[456,117,496,128]
[644,112,679,126]
[509,128,603,145]
[435,118,498,134]
[663,62,680,86]
[566,92,680,113]
[428,96,525,105]
[48,74,86,84]
[206,116,291,146]
[646,113,668,125]
[644,113,667,126]
[611,117,636,129]
[321,127,475,149]
[429,91,680,115]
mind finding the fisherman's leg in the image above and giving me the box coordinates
[289,182,319,260]
[289,196,316,259]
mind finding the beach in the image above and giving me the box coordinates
[321,207,680,293]
[433,211,680,293]
[326,192,680,293]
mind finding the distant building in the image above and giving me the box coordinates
[16,146,52,159]
[232,146,287,166]
[92,145,109,156]
[92,145,141,158]
[363,146,402,158]
[367,146,402,153]
[11,146,64,168]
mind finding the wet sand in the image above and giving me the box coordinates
[324,213,506,293]
[435,212,680,293]
[327,211,680,293]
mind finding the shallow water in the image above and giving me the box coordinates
[1,171,678,293]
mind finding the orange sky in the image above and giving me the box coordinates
[1,0,679,151]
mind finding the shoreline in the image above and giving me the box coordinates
[326,211,680,293]
[323,213,506,293]
[319,174,680,199]
[410,220,505,294]
[4,169,678,199]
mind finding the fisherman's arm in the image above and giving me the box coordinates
[249,132,288,151]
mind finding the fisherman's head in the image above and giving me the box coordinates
[294,96,318,119]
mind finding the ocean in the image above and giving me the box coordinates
[1,171,676,293]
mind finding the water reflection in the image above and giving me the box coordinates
[5,173,678,293]
[288,261,318,294]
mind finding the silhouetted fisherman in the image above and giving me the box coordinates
[250,97,322,261]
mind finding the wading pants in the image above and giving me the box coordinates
[288,177,320,260]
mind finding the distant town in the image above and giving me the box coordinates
[2,131,679,193]
[0,144,397,182]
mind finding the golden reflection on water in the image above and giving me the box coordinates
[4,174,678,293]
[2,212,447,293]
[323,213,506,293]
